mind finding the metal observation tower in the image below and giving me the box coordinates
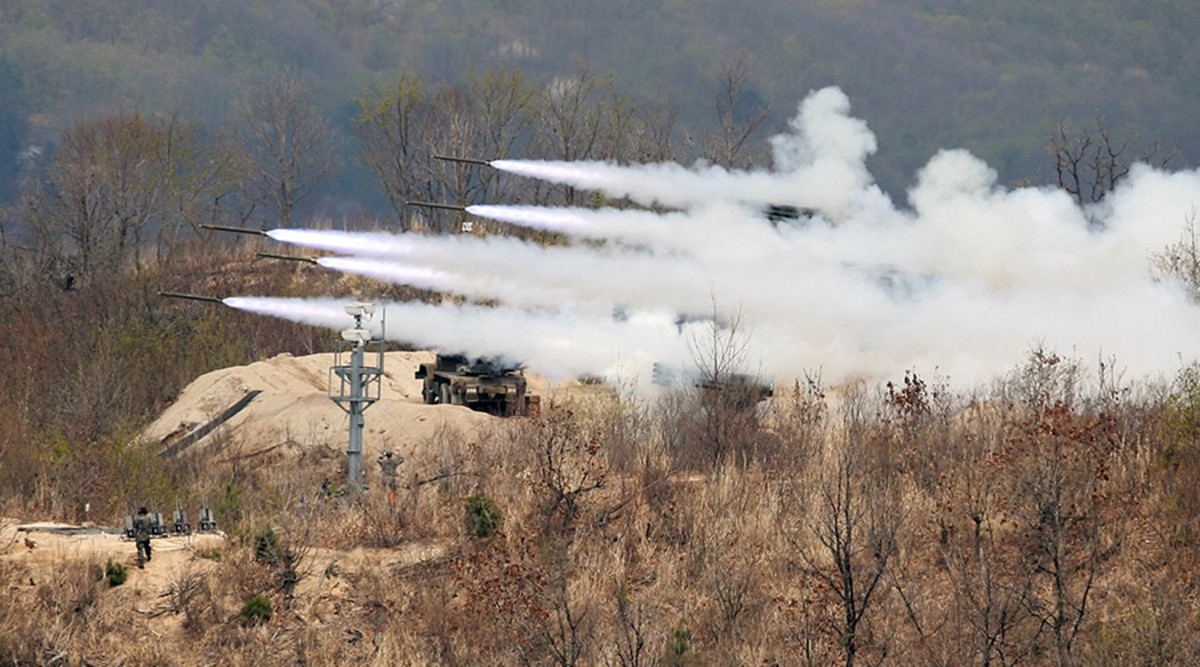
[329,302,384,492]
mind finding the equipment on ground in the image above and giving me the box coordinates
[415,354,538,417]
[151,512,167,537]
[171,510,190,535]
[197,508,217,532]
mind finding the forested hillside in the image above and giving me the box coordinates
[1,0,1197,208]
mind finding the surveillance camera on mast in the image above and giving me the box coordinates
[340,327,373,344]
[330,300,385,493]
[342,302,377,331]
[344,301,376,319]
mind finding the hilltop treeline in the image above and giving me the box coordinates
[1,0,1198,205]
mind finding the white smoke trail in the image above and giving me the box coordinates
[223,296,347,326]
[222,296,690,384]
[267,229,416,257]
[316,255,585,310]
[230,86,1200,389]
[491,87,878,218]
[316,257,455,291]
[465,202,790,259]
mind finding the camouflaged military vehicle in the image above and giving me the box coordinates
[415,354,538,416]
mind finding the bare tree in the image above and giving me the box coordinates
[522,404,608,531]
[702,53,772,169]
[681,301,770,467]
[611,583,658,667]
[355,74,486,232]
[23,111,235,285]
[1152,209,1200,301]
[532,64,638,206]
[356,70,435,229]
[355,67,540,233]
[787,385,899,666]
[541,541,595,667]
[937,399,1039,665]
[460,66,538,209]
[1047,115,1174,210]
[995,349,1124,665]
[631,98,682,165]
[237,69,335,228]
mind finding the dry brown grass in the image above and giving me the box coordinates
[6,358,1200,665]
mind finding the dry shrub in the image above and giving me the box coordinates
[166,567,218,634]
[210,545,275,609]
[0,557,109,664]
[688,462,778,662]
[352,493,412,548]
[767,372,827,475]
[507,401,610,533]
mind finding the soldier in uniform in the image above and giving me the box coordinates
[133,506,153,568]
[377,450,403,504]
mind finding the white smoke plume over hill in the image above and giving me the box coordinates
[228,87,1200,389]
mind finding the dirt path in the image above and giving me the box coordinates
[0,519,225,587]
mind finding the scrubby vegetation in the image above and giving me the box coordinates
[240,595,273,626]
[4,346,1200,664]
[104,559,126,587]
[466,492,503,538]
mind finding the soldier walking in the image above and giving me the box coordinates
[133,507,153,568]
[377,450,403,505]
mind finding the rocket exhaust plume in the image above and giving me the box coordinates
[315,257,460,293]
[266,229,417,257]
[231,86,1200,389]
[490,88,877,217]
[223,296,689,382]
[465,205,593,234]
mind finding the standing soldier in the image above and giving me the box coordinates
[377,450,403,505]
[133,507,153,568]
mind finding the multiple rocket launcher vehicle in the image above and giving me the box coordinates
[172,206,539,417]
[168,153,778,414]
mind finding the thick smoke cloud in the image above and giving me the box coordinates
[227,86,1200,389]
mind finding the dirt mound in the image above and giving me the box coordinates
[142,350,597,464]
[141,351,522,463]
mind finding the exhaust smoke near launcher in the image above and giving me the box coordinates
[216,86,1200,389]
